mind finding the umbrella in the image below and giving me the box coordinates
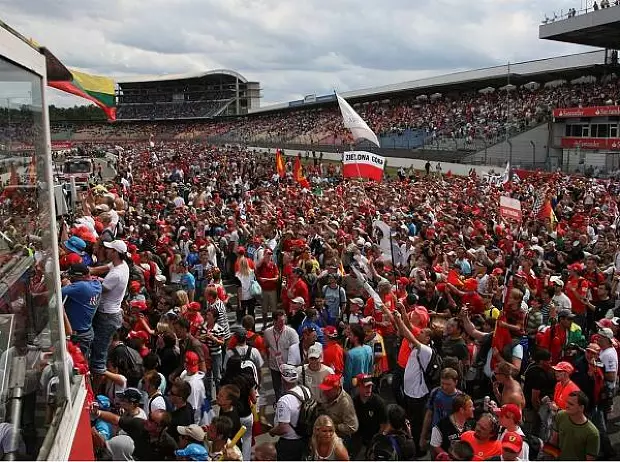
[544,79,567,88]
[522,81,540,90]
[416,94,428,101]
[499,84,516,91]
[479,87,495,94]
[570,75,596,85]
[430,93,443,100]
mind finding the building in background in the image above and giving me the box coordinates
[116,70,261,120]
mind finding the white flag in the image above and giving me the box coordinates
[502,162,511,184]
[336,93,380,147]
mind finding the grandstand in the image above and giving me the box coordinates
[115,69,260,120]
[51,47,620,171]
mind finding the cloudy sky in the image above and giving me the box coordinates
[1,0,595,107]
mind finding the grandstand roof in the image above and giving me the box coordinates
[117,69,250,85]
[539,7,620,49]
[250,50,607,114]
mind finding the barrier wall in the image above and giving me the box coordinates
[250,146,506,177]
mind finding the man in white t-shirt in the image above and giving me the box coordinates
[180,352,206,424]
[264,310,299,399]
[296,343,334,403]
[91,240,129,375]
[394,310,433,456]
[551,278,572,312]
[269,364,307,461]
[143,370,168,415]
[597,328,618,388]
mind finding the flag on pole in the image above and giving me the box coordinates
[293,157,310,189]
[501,162,511,184]
[336,93,380,147]
[342,151,385,181]
[275,149,286,178]
[539,200,557,229]
[531,192,544,217]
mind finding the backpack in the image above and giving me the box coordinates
[111,343,144,388]
[148,392,174,414]
[416,345,443,390]
[232,345,259,385]
[367,434,402,460]
[285,386,323,439]
[523,434,542,461]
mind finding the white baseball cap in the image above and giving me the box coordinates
[104,240,128,254]
[308,343,323,359]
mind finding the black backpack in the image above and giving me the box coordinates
[416,345,443,390]
[366,434,402,460]
[285,386,323,439]
[110,343,144,388]
[523,433,542,461]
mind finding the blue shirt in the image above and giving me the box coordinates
[344,344,373,391]
[61,280,102,331]
[180,272,196,291]
[323,285,346,320]
[297,320,325,345]
[186,252,200,267]
[426,388,462,426]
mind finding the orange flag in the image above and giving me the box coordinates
[293,157,310,189]
[275,149,286,178]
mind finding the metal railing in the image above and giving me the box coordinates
[542,0,619,24]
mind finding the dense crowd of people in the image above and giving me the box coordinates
[48,77,620,152]
[116,98,232,121]
[35,138,620,461]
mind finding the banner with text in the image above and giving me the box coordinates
[500,196,522,221]
[553,106,620,118]
[560,137,620,151]
[343,151,385,181]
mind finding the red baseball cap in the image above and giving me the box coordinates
[501,431,523,454]
[188,302,202,312]
[128,330,149,341]
[185,351,199,374]
[568,262,584,272]
[323,326,338,338]
[130,300,147,311]
[498,403,522,423]
[319,374,342,391]
[552,361,574,374]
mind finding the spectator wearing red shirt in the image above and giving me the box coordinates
[282,267,310,314]
[583,256,605,301]
[551,361,581,411]
[227,315,266,354]
[565,262,589,330]
[364,280,399,371]
[322,326,344,374]
[255,248,279,326]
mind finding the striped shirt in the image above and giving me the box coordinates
[207,299,231,340]
[197,322,226,355]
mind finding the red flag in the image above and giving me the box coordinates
[275,149,286,178]
[293,157,310,188]
[539,200,558,229]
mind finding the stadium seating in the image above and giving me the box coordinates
[50,78,620,149]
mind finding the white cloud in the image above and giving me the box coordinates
[0,0,593,108]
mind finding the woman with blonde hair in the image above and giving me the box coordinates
[310,415,349,461]
[175,290,190,315]
[235,255,256,323]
